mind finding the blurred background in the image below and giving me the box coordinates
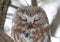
[4,0,60,42]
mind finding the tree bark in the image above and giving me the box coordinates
[0,0,11,30]
[0,29,14,42]
[31,0,37,6]
[50,7,60,36]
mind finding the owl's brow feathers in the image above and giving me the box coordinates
[17,6,46,16]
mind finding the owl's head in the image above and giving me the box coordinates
[13,6,49,28]
[12,6,49,41]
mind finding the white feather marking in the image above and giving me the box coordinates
[43,23,49,28]
[44,32,48,42]
[19,33,32,42]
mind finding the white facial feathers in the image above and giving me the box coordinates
[19,13,40,24]
[17,12,49,27]
[21,14,27,20]
[33,14,40,21]
[22,14,39,23]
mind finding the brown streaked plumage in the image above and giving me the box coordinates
[11,6,51,42]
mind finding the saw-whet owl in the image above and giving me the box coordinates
[11,6,51,42]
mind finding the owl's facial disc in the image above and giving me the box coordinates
[21,14,40,24]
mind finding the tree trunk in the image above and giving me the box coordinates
[0,29,14,42]
[31,0,37,6]
[50,7,60,36]
[0,0,11,30]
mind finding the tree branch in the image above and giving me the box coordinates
[50,7,60,36]
[31,0,37,6]
[0,0,11,30]
[0,29,14,42]
[10,4,18,9]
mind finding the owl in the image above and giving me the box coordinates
[11,6,51,42]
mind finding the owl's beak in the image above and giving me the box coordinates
[27,19,34,25]
[28,21,33,27]
[29,22,33,25]
[26,17,35,26]
[28,23,33,28]
[27,19,34,28]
